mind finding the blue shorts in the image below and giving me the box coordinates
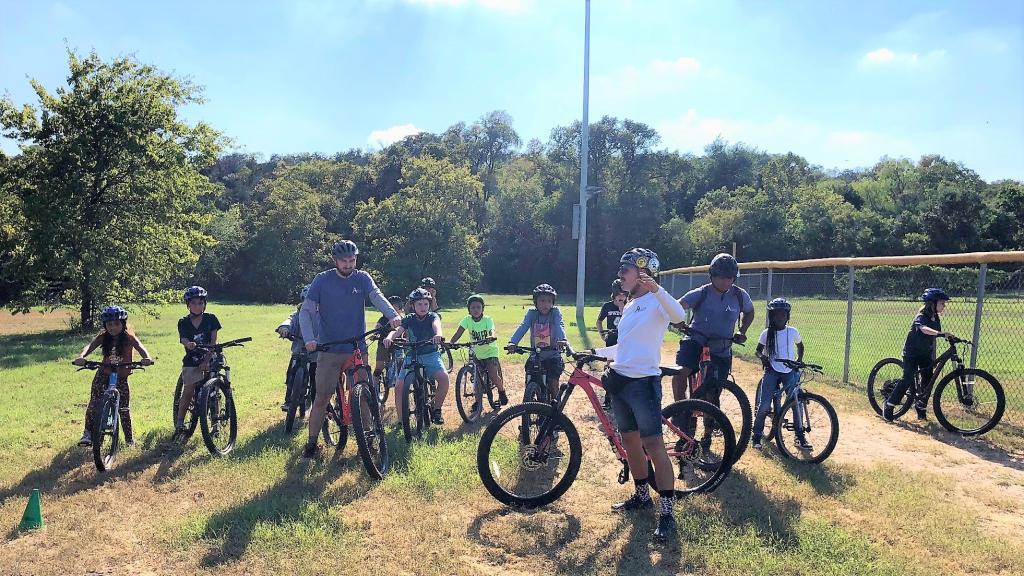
[399,351,445,380]
[609,372,663,438]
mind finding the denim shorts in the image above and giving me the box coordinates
[400,351,445,380]
[609,371,663,438]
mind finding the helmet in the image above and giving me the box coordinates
[611,279,626,294]
[300,284,311,301]
[419,277,437,288]
[532,284,557,303]
[331,240,359,260]
[766,298,791,312]
[709,253,739,279]
[619,248,660,276]
[387,295,405,308]
[466,294,485,310]
[409,288,432,303]
[99,305,128,323]
[183,285,208,304]
[922,288,950,303]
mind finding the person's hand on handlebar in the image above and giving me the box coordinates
[276,326,290,338]
[431,334,443,345]
[72,357,86,366]
[733,332,747,345]
[305,340,317,353]
[556,339,568,350]
[185,341,198,351]
[382,335,394,349]
[505,343,517,353]
[140,358,155,366]
[388,316,402,330]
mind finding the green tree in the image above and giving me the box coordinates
[0,50,223,328]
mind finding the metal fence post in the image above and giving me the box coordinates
[765,269,774,328]
[843,266,855,383]
[689,272,694,291]
[669,273,677,298]
[971,263,987,369]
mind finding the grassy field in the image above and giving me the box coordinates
[1,296,1023,575]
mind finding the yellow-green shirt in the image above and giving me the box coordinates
[458,315,499,359]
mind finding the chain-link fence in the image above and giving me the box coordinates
[663,253,1024,431]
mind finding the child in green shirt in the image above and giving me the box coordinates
[450,294,508,407]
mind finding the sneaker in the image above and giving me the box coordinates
[915,408,927,421]
[751,437,762,450]
[430,408,445,425]
[471,400,481,413]
[882,403,895,422]
[653,513,678,543]
[280,402,290,412]
[302,441,322,459]
[795,438,814,451]
[124,439,136,448]
[171,425,188,443]
[77,432,92,447]
[612,492,653,512]
[602,394,612,410]
[498,390,509,406]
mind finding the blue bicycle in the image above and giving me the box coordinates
[76,360,149,472]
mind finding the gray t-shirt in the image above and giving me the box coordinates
[681,284,754,357]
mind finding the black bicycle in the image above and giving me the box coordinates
[173,337,252,455]
[754,360,839,463]
[280,334,316,434]
[391,338,443,443]
[76,360,149,472]
[506,344,561,406]
[867,334,1005,435]
[450,337,500,423]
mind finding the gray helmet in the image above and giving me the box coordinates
[466,294,485,310]
[409,288,432,303]
[532,284,557,303]
[331,240,359,260]
[709,253,739,279]
[419,277,437,288]
[619,248,661,276]
[183,285,208,304]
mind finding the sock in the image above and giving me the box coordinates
[634,478,651,501]
[658,489,675,516]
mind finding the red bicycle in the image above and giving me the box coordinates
[317,326,391,480]
[476,345,736,508]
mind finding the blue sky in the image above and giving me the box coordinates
[2,0,1022,181]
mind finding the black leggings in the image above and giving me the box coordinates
[284,357,317,403]
[887,353,934,410]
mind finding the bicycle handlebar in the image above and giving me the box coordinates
[74,360,149,372]
[504,344,561,355]
[195,337,253,351]
[562,342,608,364]
[778,359,823,373]
[316,327,389,351]
[447,336,496,350]
[391,337,445,351]
[677,324,746,346]
[944,334,972,346]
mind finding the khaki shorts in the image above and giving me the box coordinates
[180,366,207,388]
[478,357,503,380]
[315,351,353,397]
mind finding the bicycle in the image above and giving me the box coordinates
[476,345,736,508]
[866,334,1005,436]
[317,326,391,479]
[173,337,252,455]
[75,360,149,472]
[280,333,315,434]
[449,337,500,423]
[506,344,561,406]
[668,326,753,465]
[367,330,399,407]
[391,338,444,443]
[753,359,839,463]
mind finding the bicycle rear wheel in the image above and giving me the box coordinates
[663,399,735,496]
[351,377,390,479]
[694,378,750,465]
[455,364,484,423]
[198,379,238,455]
[172,375,199,436]
[933,368,1005,436]
[92,395,120,472]
[867,358,913,419]
[477,402,581,508]
[322,387,349,451]
[774,392,839,463]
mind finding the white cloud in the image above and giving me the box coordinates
[865,48,896,62]
[861,47,946,67]
[593,57,702,105]
[367,124,423,147]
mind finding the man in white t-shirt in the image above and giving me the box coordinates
[753,298,808,449]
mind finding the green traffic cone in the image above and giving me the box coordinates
[18,489,44,531]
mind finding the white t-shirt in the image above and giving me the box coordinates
[595,288,686,378]
[758,326,802,373]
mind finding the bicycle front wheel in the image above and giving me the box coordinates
[477,402,581,508]
[933,368,1005,436]
[774,392,839,463]
[351,380,390,479]
[662,399,736,496]
[198,379,238,456]
[285,363,307,434]
[400,374,424,443]
[92,395,120,472]
[455,364,483,423]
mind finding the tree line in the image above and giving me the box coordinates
[2,51,1022,328]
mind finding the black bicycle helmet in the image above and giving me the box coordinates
[611,278,626,295]
[331,240,359,259]
[466,294,485,310]
[532,284,557,303]
[183,285,208,304]
[709,253,739,280]
[922,288,950,303]
[619,248,661,276]
[99,305,129,323]
[420,277,437,288]
[767,298,791,321]
[409,288,432,303]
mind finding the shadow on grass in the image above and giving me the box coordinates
[713,468,803,550]
[0,329,83,369]
[776,456,858,496]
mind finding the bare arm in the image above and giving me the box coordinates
[76,334,104,359]
[450,325,466,343]
[796,342,805,362]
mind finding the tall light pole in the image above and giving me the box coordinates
[575,0,592,334]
